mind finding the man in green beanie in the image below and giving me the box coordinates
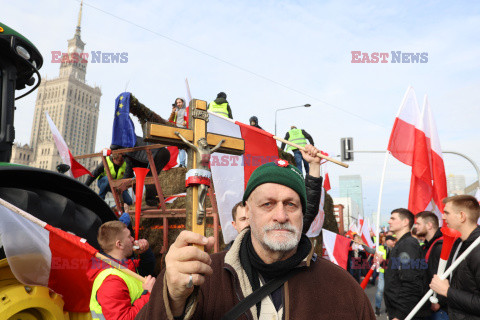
[137,145,375,320]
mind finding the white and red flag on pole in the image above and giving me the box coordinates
[387,86,421,166]
[407,93,433,215]
[388,87,447,221]
[306,151,331,238]
[0,201,97,312]
[45,112,92,178]
[421,96,447,220]
[209,112,279,243]
[322,228,351,270]
[360,218,375,248]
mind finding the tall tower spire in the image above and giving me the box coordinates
[75,0,83,37]
[60,0,87,81]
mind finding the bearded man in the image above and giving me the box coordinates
[136,147,374,320]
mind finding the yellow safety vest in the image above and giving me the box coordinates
[286,128,307,152]
[208,101,229,117]
[99,156,126,180]
[90,268,144,320]
[378,245,387,273]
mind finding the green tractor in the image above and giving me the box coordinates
[0,23,116,319]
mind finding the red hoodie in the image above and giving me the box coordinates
[88,257,150,320]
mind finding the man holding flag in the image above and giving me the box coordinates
[384,208,430,320]
[430,195,480,319]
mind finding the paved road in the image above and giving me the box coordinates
[364,282,389,320]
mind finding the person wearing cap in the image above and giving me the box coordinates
[280,126,314,175]
[136,145,375,320]
[208,92,233,119]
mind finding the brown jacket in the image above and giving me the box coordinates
[136,231,375,320]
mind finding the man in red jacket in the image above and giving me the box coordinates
[89,221,156,320]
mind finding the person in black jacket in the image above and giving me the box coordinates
[249,116,263,130]
[430,195,480,319]
[384,208,430,320]
[415,211,449,319]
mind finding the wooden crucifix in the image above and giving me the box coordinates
[144,99,244,243]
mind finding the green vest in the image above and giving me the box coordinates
[286,128,307,151]
[378,245,387,273]
[90,268,144,320]
[100,156,126,180]
[208,101,229,117]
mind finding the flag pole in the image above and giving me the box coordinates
[375,151,390,249]
[207,111,349,168]
[405,233,480,320]
[0,197,145,282]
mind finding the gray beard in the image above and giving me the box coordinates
[256,222,301,252]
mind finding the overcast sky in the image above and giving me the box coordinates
[4,0,480,226]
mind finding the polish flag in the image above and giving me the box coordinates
[162,146,179,171]
[422,96,447,221]
[45,112,92,178]
[164,193,186,203]
[322,228,351,269]
[306,152,331,238]
[360,218,375,248]
[0,202,98,312]
[305,187,326,238]
[387,86,421,166]
[209,112,279,243]
[357,214,365,233]
[408,95,433,215]
[348,221,359,234]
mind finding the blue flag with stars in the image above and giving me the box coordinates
[112,92,136,148]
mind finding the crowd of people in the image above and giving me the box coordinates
[345,197,480,320]
[84,92,480,320]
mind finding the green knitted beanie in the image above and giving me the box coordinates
[242,160,306,213]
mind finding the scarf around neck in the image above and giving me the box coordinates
[239,229,311,316]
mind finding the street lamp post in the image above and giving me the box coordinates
[274,104,311,136]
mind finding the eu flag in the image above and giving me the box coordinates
[111,92,136,148]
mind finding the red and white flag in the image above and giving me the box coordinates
[164,193,186,203]
[388,86,421,166]
[0,203,97,312]
[360,218,375,248]
[388,88,447,221]
[46,112,92,178]
[407,94,434,215]
[306,152,331,238]
[162,146,179,171]
[421,96,447,221]
[305,187,326,238]
[209,112,279,243]
[322,228,351,269]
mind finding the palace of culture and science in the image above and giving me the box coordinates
[11,2,101,174]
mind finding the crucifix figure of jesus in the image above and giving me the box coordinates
[143,98,244,246]
[175,132,225,224]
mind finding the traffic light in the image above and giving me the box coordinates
[340,137,354,162]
